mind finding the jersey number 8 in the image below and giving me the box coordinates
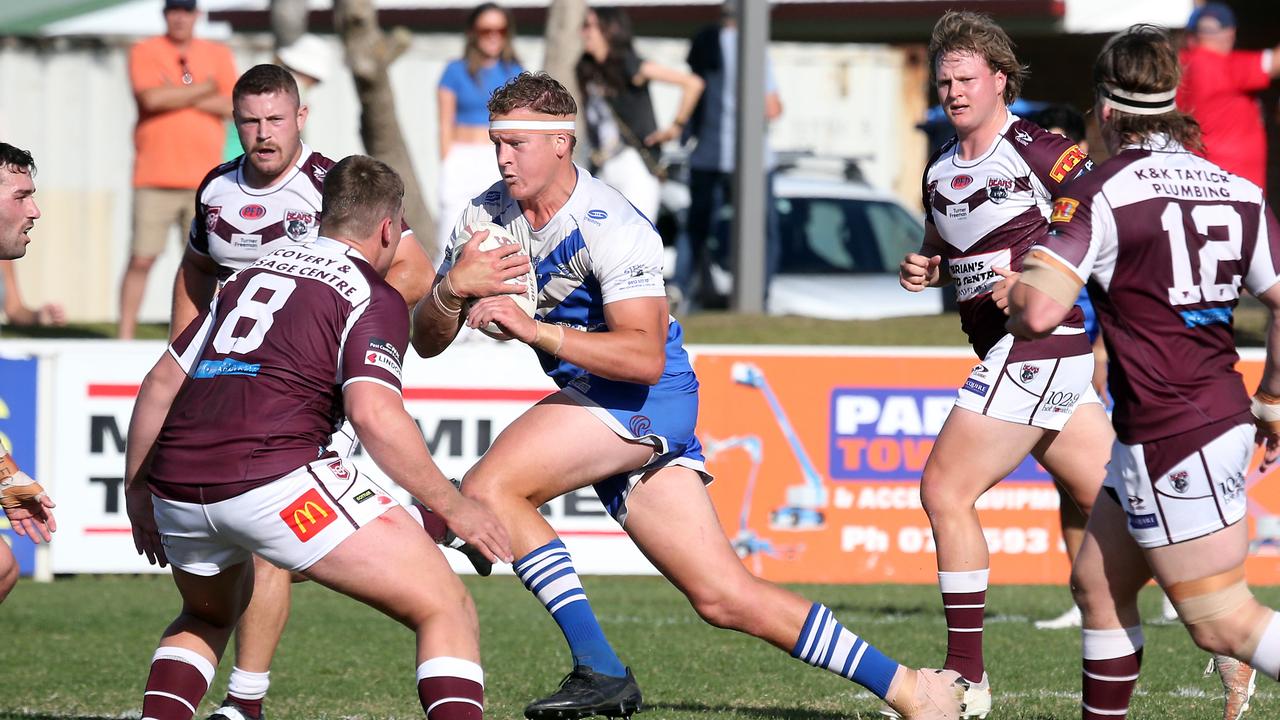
[212,273,298,355]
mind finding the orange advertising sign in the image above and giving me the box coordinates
[694,349,1280,585]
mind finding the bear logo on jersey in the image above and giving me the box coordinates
[986,176,1013,204]
[285,209,314,241]
[1020,364,1040,383]
[1169,471,1190,494]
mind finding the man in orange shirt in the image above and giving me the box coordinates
[119,0,235,340]
[1177,2,1280,191]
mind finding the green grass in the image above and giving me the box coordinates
[3,306,1270,347]
[2,575,1276,719]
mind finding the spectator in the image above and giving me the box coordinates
[576,7,703,221]
[119,0,235,339]
[678,0,783,311]
[1177,1,1280,190]
[276,34,332,97]
[0,261,65,329]
[436,3,522,259]
[221,34,334,161]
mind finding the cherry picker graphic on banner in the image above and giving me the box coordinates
[728,362,827,531]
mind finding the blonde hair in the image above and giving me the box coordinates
[929,10,1026,105]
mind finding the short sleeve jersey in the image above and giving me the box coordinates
[1177,46,1272,187]
[1030,139,1280,443]
[129,36,237,189]
[440,166,696,391]
[189,146,411,280]
[149,238,409,503]
[923,113,1091,357]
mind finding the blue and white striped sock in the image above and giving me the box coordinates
[513,539,627,678]
[791,602,900,699]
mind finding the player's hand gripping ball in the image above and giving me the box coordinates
[455,221,537,340]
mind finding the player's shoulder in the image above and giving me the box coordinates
[197,157,242,199]
[1007,117,1091,181]
[1005,117,1072,158]
[924,136,958,174]
[1059,148,1146,204]
[299,148,335,193]
[573,173,659,245]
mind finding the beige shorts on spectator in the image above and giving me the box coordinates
[131,187,196,257]
[954,331,1101,431]
[1106,422,1252,549]
[153,457,398,576]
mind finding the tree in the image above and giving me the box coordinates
[269,0,308,49]
[542,0,588,158]
[333,0,437,257]
[542,0,586,100]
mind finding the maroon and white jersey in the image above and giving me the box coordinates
[149,237,409,503]
[189,145,411,280]
[924,113,1091,356]
[1032,139,1280,444]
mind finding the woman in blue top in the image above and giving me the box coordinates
[436,3,522,255]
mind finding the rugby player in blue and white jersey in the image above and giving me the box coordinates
[411,71,967,720]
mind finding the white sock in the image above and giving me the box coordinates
[1250,611,1280,680]
[227,666,270,701]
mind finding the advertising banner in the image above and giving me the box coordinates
[0,355,39,575]
[43,339,653,575]
[695,348,1280,585]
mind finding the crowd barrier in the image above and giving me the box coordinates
[1,340,1276,584]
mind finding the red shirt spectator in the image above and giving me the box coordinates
[1176,2,1279,189]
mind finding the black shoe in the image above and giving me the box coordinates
[524,666,643,719]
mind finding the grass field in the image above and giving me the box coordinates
[2,302,1271,347]
[2,574,1276,719]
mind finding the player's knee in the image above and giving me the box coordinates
[685,575,758,631]
[920,468,969,519]
[0,554,18,604]
[1169,570,1259,657]
[1068,567,1115,620]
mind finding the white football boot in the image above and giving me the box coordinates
[1206,655,1257,720]
[1034,604,1082,630]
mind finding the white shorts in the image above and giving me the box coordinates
[1105,421,1252,549]
[955,331,1100,431]
[153,457,399,576]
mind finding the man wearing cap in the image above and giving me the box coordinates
[411,71,966,720]
[1178,1,1280,190]
[119,0,236,340]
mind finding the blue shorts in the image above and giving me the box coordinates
[561,372,712,525]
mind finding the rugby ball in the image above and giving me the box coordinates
[455,221,537,340]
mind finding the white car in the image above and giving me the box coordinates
[658,158,946,319]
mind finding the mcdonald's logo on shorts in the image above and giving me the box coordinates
[280,488,337,542]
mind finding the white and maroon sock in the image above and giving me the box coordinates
[1082,626,1144,720]
[141,646,215,720]
[939,568,988,683]
[416,656,484,719]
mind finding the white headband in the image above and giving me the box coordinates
[1101,85,1177,116]
[489,120,577,132]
